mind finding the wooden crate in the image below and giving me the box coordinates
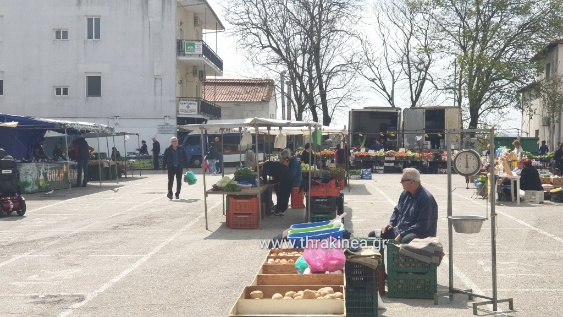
[229,285,345,316]
[260,264,297,274]
[255,273,343,286]
[551,177,563,186]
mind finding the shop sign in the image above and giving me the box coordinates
[178,100,198,115]
[184,41,202,55]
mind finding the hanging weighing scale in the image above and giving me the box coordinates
[434,129,514,315]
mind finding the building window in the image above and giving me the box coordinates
[0,79,3,96]
[87,17,100,40]
[55,29,68,40]
[86,76,101,97]
[546,63,551,78]
[55,86,69,96]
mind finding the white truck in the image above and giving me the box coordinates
[348,107,402,150]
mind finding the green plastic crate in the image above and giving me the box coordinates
[345,287,378,317]
[387,241,436,273]
[387,270,437,299]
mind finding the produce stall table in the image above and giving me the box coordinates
[205,185,270,229]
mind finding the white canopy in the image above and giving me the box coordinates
[179,118,321,133]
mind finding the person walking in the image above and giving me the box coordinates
[206,142,219,175]
[214,136,223,174]
[151,137,161,170]
[72,134,92,187]
[162,137,190,200]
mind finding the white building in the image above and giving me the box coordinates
[519,40,563,150]
[202,78,277,120]
[0,0,223,153]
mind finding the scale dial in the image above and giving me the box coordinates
[453,150,482,177]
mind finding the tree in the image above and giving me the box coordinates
[224,0,360,125]
[358,0,437,108]
[425,0,563,128]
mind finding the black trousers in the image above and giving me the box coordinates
[154,154,160,170]
[167,166,183,195]
[274,181,291,213]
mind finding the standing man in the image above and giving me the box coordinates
[72,134,92,187]
[261,160,292,217]
[368,168,438,244]
[151,137,161,170]
[162,137,190,200]
[538,140,549,155]
[33,137,48,161]
[214,136,223,174]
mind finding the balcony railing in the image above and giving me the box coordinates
[176,39,223,73]
[177,97,221,119]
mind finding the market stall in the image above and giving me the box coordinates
[0,113,140,193]
[180,118,321,230]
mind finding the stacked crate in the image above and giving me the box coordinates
[307,180,340,222]
[386,242,437,299]
[345,261,378,317]
[226,196,260,229]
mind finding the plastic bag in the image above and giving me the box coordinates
[295,256,309,274]
[302,238,346,273]
[184,170,197,185]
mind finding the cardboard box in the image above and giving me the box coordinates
[551,177,563,186]
[541,177,552,184]
[255,273,344,286]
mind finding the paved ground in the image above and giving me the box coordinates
[0,168,560,316]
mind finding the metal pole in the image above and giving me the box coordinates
[137,134,142,176]
[239,127,242,166]
[446,131,454,297]
[221,129,224,177]
[490,128,498,310]
[307,125,312,221]
[123,136,129,178]
[201,127,209,230]
[286,81,291,121]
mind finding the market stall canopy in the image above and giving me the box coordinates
[0,113,115,160]
[179,118,321,133]
[0,122,18,128]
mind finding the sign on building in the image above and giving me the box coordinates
[178,100,198,115]
[158,124,176,134]
[184,41,203,55]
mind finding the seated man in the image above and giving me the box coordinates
[519,159,543,191]
[369,168,438,244]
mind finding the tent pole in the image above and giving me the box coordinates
[307,125,312,222]
[97,132,102,186]
[239,127,242,166]
[105,136,112,183]
[220,129,224,178]
[64,128,71,190]
[200,127,209,230]
[124,136,130,178]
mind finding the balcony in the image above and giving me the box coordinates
[177,39,223,76]
[177,97,221,119]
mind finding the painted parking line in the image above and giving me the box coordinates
[58,200,221,317]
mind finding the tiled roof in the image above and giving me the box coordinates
[203,78,275,103]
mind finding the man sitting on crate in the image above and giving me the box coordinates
[368,168,438,244]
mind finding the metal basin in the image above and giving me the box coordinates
[448,216,486,234]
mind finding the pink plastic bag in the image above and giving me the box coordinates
[303,237,346,273]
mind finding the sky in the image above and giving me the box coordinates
[203,0,522,136]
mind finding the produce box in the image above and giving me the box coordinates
[260,264,298,274]
[228,285,345,316]
[255,273,344,286]
[540,176,551,184]
[551,177,563,186]
[268,249,303,257]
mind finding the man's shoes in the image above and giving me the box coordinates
[167,193,173,200]
[82,184,87,187]
[175,193,179,199]
[272,211,284,217]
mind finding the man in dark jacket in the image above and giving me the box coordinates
[152,137,161,170]
[261,160,292,217]
[162,137,190,200]
[72,134,92,187]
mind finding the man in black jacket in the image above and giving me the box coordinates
[261,161,292,217]
[152,137,161,170]
[162,137,190,200]
[72,134,92,187]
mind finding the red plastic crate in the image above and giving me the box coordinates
[291,187,305,208]
[226,212,259,229]
[228,196,259,214]
[309,179,340,197]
